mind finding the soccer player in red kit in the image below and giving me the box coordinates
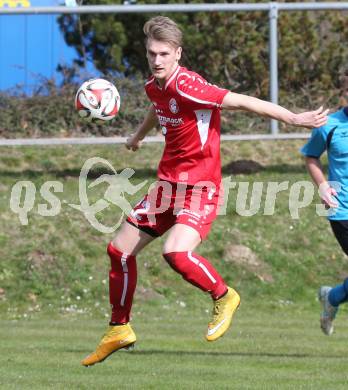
[82,16,328,366]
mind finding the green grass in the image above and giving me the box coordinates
[1,141,343,309]
[1,303,348,389]
[1,140,348,388]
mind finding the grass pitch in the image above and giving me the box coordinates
[1,141,348,389]
[1,304,348,389]
[0,140,345,308]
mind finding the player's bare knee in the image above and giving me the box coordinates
[111,221,154,256]
[111,233,140,255]
[162,237,178,255]
[111,234,127,254]
[163,229,186,253]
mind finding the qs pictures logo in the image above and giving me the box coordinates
[9,157,148,233]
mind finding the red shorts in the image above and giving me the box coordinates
[126,181,221,240]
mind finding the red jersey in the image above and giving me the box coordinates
[145,66,229,186]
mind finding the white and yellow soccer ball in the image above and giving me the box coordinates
[75,78,121,121]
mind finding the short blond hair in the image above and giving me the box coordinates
[143,16,182,49]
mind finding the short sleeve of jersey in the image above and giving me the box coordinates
[176,71,229,108]
[300,126,328,158]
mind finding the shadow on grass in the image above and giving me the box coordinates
[222,161,328,176]
[126,349,342,359]
[72,348,342,360]
[2,160,328,180]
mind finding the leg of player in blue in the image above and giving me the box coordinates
[328,278,348,306]
[318,278,348,336]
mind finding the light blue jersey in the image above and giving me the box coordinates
[301,108,348,220]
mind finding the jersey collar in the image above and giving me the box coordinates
[155,65,181,91]
[343,106,348,118]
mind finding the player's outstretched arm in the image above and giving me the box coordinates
[126,104,159,151]
[221,92,328,129]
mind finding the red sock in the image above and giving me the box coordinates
[163,251,227,299]
[107,243,137,324]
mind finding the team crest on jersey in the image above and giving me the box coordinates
[169,98,179,114]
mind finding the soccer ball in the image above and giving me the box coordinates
[75,78,120,121]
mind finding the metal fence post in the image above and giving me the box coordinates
[269,1,279,134]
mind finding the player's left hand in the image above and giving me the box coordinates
[293,106,329,129]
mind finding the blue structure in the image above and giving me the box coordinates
[0,0,89,93]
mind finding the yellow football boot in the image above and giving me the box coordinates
[206,287,240,342]
[81,323,136,366]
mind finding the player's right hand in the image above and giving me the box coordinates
[126,134,142,152]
